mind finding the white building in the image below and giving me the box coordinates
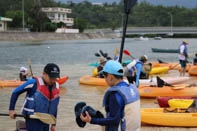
[42,7,74,26]
[42,7,79,33]
[0,16,12,31]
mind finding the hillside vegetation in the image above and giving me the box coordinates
[1,0,197,32]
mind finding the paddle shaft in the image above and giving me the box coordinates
[27,58,34,77]
[0,113,26,118]
[29,65,34,77]
[170,63,180,70]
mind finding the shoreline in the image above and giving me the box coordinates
[0,32,117,42]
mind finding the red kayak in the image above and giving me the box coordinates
[56,76,69,85]
[157,96,193,107]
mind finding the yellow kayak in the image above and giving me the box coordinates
[141,108,197,127]
[149,67,169,75]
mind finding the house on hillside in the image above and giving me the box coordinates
[42,7,79,33]
[0,16,12,31]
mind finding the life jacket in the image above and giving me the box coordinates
[124,59,143,77]
[179,43,188,58]
[193,57,197,65]
[19,72,27,81]
[103,84,141,131]
[22,77,60,118]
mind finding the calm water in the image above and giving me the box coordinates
[0,38,197,131]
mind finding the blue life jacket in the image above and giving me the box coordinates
[125,59,143,77]
[22,77,60,118]
[103,83,140,131]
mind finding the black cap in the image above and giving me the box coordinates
[44,63,60,78]
[74,102,87,128]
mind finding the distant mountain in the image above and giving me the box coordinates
[55,0,197,8]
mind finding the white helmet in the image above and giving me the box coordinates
[20,67,27,72]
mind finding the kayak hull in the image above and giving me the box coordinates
[79,76,107,86]
[140,77,189,86]
[79,76,189,87]
[0,76,68,87]
[141,108,197,127]
[188,66,197,76]
[149,67,169,75]
[151,62,179,70]
[151,48,179,53]
[138,85,197,98]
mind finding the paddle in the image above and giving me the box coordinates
[123,50,135,59]
[0,113,56,124]
[99,50,108,58]
[114,48,119,61]
[27,58,34,78]
[94,53,101,57]
[170,63,180,70]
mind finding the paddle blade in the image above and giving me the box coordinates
[104,53,108,58]
[123,50,131,56]
[94,53,100,57]
[115,48,119,56]
[30,113,56,125]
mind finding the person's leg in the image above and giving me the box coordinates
[182,61,187,76]
[179,60,184,76]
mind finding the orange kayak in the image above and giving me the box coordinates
[141,108,197,127]
[79,75,107,86]
[79,76,189,86]
[138,84,197,98]
[0,76,68,87]
[188,65,197,76]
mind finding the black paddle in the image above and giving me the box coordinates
[99,50,110,59]
[156,76,173,87]
[95,53,101,57]
[99,50,107,58]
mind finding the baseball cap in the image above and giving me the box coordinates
[103,60,123,76]
[44,63,60,78]
[140,55,148,61]
[183,40,188,44]
[99,57,105,64]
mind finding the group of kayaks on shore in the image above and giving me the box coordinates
[1,52,197,128]
[78,49,197,127]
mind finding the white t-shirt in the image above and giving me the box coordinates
[178,45,186,60]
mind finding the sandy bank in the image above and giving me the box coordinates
[0,32,117,41]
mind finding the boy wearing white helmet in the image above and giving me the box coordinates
[19,67,29,81]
